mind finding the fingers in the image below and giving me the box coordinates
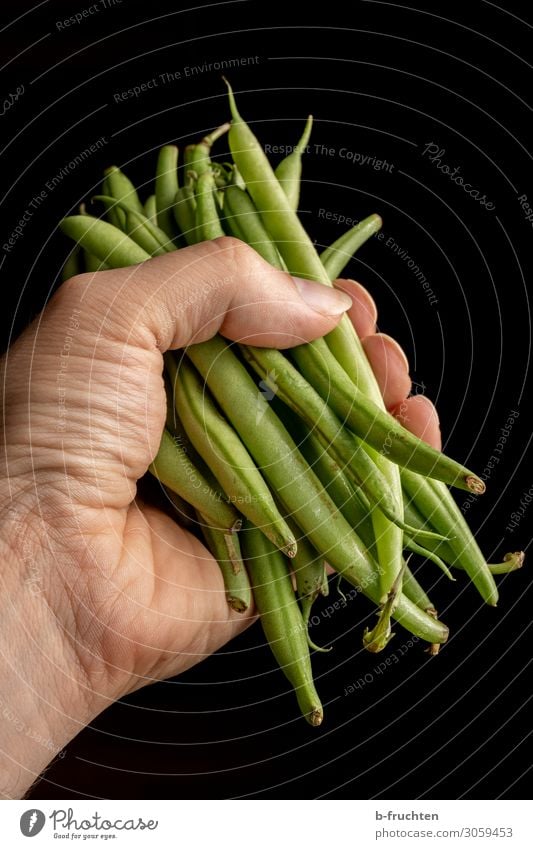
[362,333,412,410]
[335,276,441,449]
[390,395,442,450]
[68,237,352,352]
[333,278,377,338]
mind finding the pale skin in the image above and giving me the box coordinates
[0,238,440,798]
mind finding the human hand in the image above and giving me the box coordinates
[0,237,439,796]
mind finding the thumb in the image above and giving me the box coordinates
[70,236,352,351]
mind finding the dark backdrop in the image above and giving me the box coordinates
[1,0,531,799]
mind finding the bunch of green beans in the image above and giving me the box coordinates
[59,82,524,726]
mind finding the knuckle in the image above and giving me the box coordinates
[56,271,90,296]
[51,272,92,312]
[56,269,117,307]
[212,235,262,271]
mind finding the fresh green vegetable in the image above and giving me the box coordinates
[401,470,497,605]
[223,184,283,267]
[174,179,198,245]
[242,522,323,726]
[59,215,150,267]
[320,214,383,280]
[92,196,172,256]
[144,193,158,224]
[104,165,144,215]
[61,245,80,281]
[175,356,297,556]
[275,114,313,210]
[149,429,241,532]
[155,145,179,238]
[198,513,251,612]
[292,337,486,494]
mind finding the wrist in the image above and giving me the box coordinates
[0,495,101,798]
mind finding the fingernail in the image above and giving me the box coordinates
[292,276,352,317]
[379,333,410,371]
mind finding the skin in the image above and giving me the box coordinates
[0,237,439,797]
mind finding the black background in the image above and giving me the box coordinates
[1,0,531,799]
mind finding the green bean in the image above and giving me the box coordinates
[402,496,524,578]
[149,428,241,532]
[165,356,239,500]
[174,181,198,245]
[414,534,524,578]
[222,201,247,240]
[84,251,108,272]
[175,357,297,556]
[144,193,157,224]
[104,165,144,215]
[403,496,432,534]
[363,563,405,652]
[195,171,224,241]
[230,164,247,190]
[198,513,252,612]
[101,174,125,230]
[243,345,391,521]
[187,123,230,177]
[242,522,323,725]
[372,509,403,603]
[403,536,455,581]
[59,215,150,267]
[155,145,179,238]
[92,196,173,256]
[287,420,412,636]
[167,357,232,478]
[292,336,485,494]
[187,336,448,643]
[402,495,479,570]
[163,486,196,529]
[290,432,420,627]
[487,552,524,574]
[286,414,376,550]
[286,518,328,626]
[61,245,80,281]
[401,470,498,605]
[275,115,313,210]
[226,81,331,285]
[242,344,446,540]
[320,214,383,281]
[78,204,110,271]
[223,185,283,267]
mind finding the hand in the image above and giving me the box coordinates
[0,237,439,797]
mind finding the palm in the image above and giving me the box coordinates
[95,501,250,696]
[49,344,251,698]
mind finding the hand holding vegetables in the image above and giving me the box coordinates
[1,219,427,793]
[54,84,522,725]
